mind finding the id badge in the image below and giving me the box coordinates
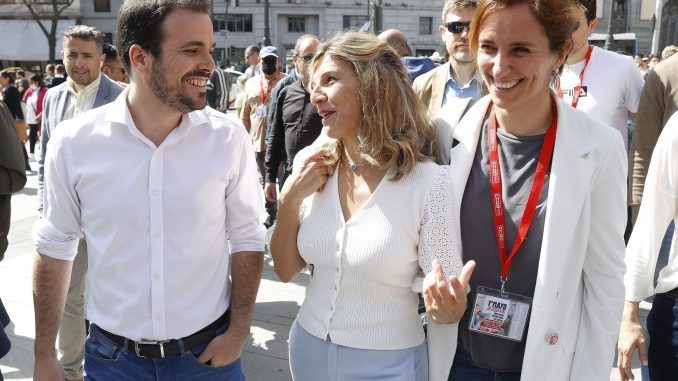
[468,286,531,342]
[255,104,268,117]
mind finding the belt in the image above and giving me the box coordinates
[96,309,230,359]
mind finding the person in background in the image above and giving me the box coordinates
[0,70,30,172]
[0,99,28,381]
[44,64,56,87]
[413,0,485,116]
[22,74,48,160]
[244,45,261,79]
[264,34,321,201]
[431,0,627,379]
[16,70,30,98]
[50,65,67,87]
[102,43,129,84]
[206,66,228,112]
[378,29,436,82]
[241,46,286,228]
[38,24,123,381]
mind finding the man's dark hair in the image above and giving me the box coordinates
[573,0,596,22]
[55,64,66,74]
[30,74,44,85]
[64,25,104,53]
[116,0,211,74]
[103,43,119,64]
[0,70,16,83]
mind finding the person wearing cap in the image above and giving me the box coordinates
[241,46,286,227]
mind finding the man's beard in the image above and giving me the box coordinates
[149,59,209,114]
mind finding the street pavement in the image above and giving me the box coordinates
[1,156,645,380]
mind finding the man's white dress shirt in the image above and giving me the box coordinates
[625,112,678,301]
[33,91,266,341]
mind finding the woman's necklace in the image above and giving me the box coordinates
[342,154,383,170]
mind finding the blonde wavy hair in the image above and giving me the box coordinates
[310,31,435,181]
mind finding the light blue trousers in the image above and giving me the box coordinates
[289,320,428,381]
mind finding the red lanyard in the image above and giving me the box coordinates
[556,45,593,109]
[487,97,558,287]
[260,74,278,104]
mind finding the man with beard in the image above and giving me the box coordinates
[264,35,322,203]
[241,46,285,228]
[32,1,265,380]
[413,0,484,116]
[37,24,123,381]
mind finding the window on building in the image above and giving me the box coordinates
[343,15,370,29]
[640,0,654,21]
[213,14,253,32]
[93,0,110,12]
[288,16,306,33]
[419,17,433,35]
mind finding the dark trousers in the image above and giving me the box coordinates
[647,291,678,381]
[448,347,521,381]
[28,124,39,154]
[255,151,277,219]
[22,145,30,171]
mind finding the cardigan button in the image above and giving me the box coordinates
[544,331,559,345]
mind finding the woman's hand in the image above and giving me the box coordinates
[280,147,336,205]
[423,259,476,324]
[617,301,647,381]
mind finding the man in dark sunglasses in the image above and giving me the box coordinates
[264,35,323,210]
[413,0,484,116]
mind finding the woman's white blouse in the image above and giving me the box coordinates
[296,161,462,350]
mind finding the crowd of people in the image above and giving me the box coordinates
[0,0,677,380]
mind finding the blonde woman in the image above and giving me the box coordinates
[269,31,474,380]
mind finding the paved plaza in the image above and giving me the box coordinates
[0,149,645,380]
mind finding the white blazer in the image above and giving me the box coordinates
[427,95,627,381]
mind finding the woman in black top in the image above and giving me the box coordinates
[1,70,30,171]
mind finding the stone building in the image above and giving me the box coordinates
[1,0,677,65]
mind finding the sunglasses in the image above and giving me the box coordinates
[446,21,471,34]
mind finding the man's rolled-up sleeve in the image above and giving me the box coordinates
[32,127,82,261]
[225,129,266,254]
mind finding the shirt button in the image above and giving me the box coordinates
[153,273,160,281]
[153,232,160,239]
[152,190,159,196]
[330,306,334,311]
[155,314,162,321]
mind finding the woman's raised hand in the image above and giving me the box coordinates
[424,259,476,324]
[280,146,336,205]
